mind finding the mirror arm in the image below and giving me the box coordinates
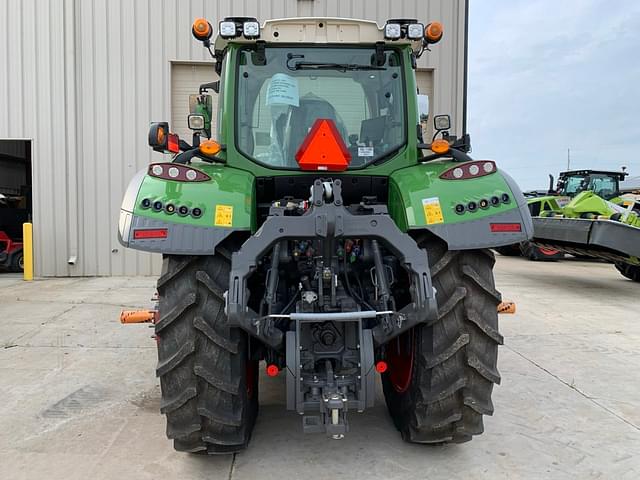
[173,147,226,165]
[178,139,192,151]
[173,149,199,164]
[418,145,474,163]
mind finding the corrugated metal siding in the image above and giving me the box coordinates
[0,0,466,276]
[0,0,73,276]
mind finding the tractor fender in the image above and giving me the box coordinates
[118,164,253,254]
[389,164,533,250]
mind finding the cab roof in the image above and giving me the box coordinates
[213,17,423,51]
[560,169,628,179]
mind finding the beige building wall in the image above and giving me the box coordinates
[0,0,467,276]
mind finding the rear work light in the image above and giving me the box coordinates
[243,21,260,38]
[219,21,237,38]
[384,23,402,40]
[440,161,497,180]
[407,23,425,40]
[148,163,211,182]
[133,229,168,240]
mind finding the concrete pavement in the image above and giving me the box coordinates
[0,257,638,479]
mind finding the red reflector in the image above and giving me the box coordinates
[133,228,168,239]
[167,133,180,153]
[490,223,522,233]
[266,364,279,377]
[375,361,388,373]
[295,119,351,171]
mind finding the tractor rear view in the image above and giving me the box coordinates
[118,16,532,453]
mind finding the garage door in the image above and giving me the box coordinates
[171,63,218,141]
[415,70,434,141]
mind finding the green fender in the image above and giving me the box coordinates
[118,162,254,254]
[388,161,533,249]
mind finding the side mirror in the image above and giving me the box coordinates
[417,94,429,124]
[189,94,213,137]
[433,114,451,132]
[148,122,180,153]
[199,81,219,94]
[148,122,169,151]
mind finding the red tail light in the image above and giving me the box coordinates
[148,163,210,182]
[266,364,279,377]
[490,223,522,233]
[167,133,180,153]
[440,161,497,180]
[133,229,168,239]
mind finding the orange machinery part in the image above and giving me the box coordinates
[497,301,516,314]
[120,310,157,324]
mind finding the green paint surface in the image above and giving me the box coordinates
[389,161,520,229]
[133,163,254,229]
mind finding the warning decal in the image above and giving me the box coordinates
[214,205,233,227]
[422,197,444,225]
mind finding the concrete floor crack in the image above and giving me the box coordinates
[505,344,640,432]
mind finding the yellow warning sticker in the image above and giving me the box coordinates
[214,205,233,227]
[422,197,444,225]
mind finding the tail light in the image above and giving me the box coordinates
[490,223,522,233]
[167,133,180,153]
[440,161,496,180]
[148,163,210,182]
[133,229,168,240]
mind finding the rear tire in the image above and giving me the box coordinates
[11,250,24,272]
[615,262,640,282]
[382,238,503,444]
[155,255,258,454]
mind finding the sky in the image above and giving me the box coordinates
[467,0,640,190]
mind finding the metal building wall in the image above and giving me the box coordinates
[0,0,466,276]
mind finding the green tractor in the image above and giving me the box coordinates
[497,169,635,260]
[118,16,532,453]
[527,170,640,281]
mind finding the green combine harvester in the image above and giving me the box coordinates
[118,16,534,453]
[524,170,640,281]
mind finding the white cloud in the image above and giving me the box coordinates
[467,0,640,189]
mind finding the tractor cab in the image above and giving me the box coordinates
[555,170,627,200]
